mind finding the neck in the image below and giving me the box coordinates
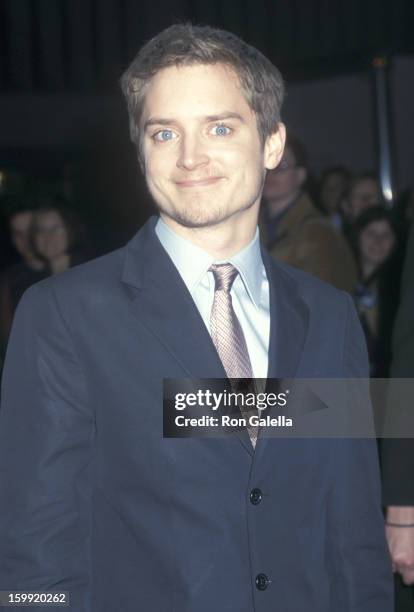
[160,207,259,260]
[50,254,70,275]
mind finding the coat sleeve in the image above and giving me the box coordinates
[331,294,393,611]
[0,281,94,611]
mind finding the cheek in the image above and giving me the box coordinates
[56,238,67,251]
[61,232,69,247]
[234,157,263,193]
[145,154,173,189]
[382,238,394,256]
[221,137,261,173]
[359,236,372,255]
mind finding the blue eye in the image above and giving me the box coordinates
[212,124,231,136]
[153,130,176,142]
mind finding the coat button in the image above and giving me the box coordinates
[250,488,263,505]
[255,573,270,590]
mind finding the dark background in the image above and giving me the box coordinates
[0,0,413,250]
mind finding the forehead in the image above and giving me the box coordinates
[141,63,254,123]
[364,219,392,233]
[35,210,63,226]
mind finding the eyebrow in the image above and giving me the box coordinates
[143,112,245,131]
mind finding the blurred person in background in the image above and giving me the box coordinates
[260,133,357,292]
[31,200,89,275]
[6,201,47,285]
[0,196,89,353]
[341,173,382,226]
[0,201,48,345]
[318,165,351,230]
[352,206,400,377]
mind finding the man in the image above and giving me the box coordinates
[261,135,358,293]
[0,24,392,611]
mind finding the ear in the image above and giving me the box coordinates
[264,123,286,170]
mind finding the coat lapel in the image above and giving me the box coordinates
[262,248,309,381]
[255,249,310,459]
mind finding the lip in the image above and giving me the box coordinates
[175,177,223,188]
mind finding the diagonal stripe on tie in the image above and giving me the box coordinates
[209,263,258,447]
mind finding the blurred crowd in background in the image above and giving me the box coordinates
[261,134,412,381]
[0,135,412,381]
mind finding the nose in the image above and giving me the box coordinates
[176,133,209,172]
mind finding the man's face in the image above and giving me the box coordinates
[139,63,284,229]
[262,145,306,213]
[9,211,35,261]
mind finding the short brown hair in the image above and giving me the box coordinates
[120,23,284,150]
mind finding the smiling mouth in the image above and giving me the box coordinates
[175,177,223,188]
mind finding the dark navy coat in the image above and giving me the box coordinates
[0,217,392,611]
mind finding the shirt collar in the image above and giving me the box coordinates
[226,230,263,309]
[155,216,263,309]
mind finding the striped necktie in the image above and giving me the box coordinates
[209,263,258,447]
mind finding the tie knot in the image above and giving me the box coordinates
[210,263,239,292]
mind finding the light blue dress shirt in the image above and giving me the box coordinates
[155,217,270,379]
